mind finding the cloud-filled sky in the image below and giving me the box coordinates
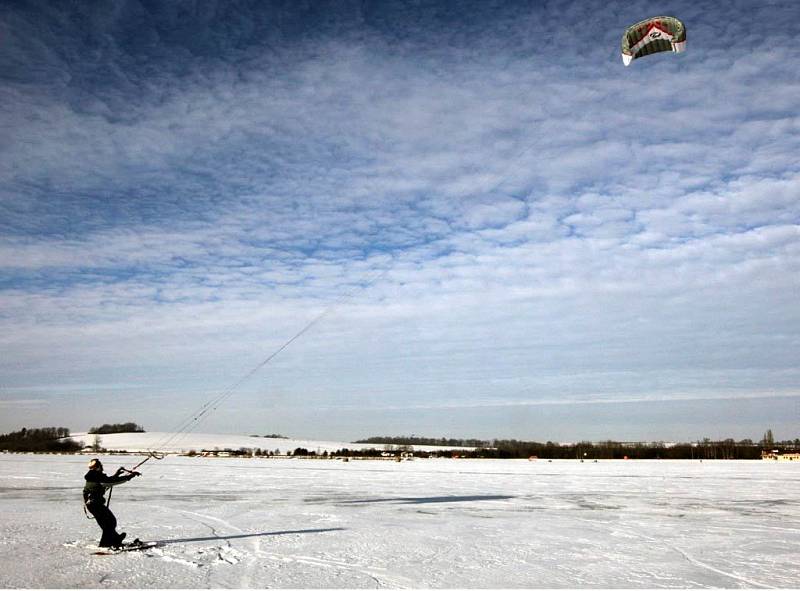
[1,0,798,442]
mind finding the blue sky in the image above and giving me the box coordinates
[1,0,798,442]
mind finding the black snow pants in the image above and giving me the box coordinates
[86,499,124,547]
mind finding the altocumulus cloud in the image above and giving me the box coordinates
[0,0,798,441]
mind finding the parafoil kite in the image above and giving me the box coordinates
[621,16,686,66]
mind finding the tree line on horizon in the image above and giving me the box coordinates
[354,432,799,460]
[0,427,83,452]
[88,422,145,434]
[2,427,797,458]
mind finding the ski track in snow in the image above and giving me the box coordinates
[593,517,772,589]
[141,504,257,586]
[144,504,413,588]
[667,543,771,589]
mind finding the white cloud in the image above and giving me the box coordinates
[1,0,798,439]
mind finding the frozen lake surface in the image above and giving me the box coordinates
[1,453,799,588]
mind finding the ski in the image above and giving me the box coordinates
[91,539,158,555]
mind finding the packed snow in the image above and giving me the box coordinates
[1,448,799,588]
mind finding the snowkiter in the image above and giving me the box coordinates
[83,458,140,547]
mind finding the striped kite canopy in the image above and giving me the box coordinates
[621,16,686,66]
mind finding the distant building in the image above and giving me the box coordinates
[761,450,800,461]
[201,449,232,457]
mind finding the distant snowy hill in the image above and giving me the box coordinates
[69,432,473,454]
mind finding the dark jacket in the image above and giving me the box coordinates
[83,469,135,504]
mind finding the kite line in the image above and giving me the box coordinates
[131,264,392,468]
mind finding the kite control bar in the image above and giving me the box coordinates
[104,451,164,511]
[129,450,166,472]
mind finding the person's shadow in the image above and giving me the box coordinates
[152,528,345,545]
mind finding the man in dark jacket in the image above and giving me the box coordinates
[83,458,140,547]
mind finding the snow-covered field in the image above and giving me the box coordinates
[1,453,799,588]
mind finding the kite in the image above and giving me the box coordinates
[621,16,686,66]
